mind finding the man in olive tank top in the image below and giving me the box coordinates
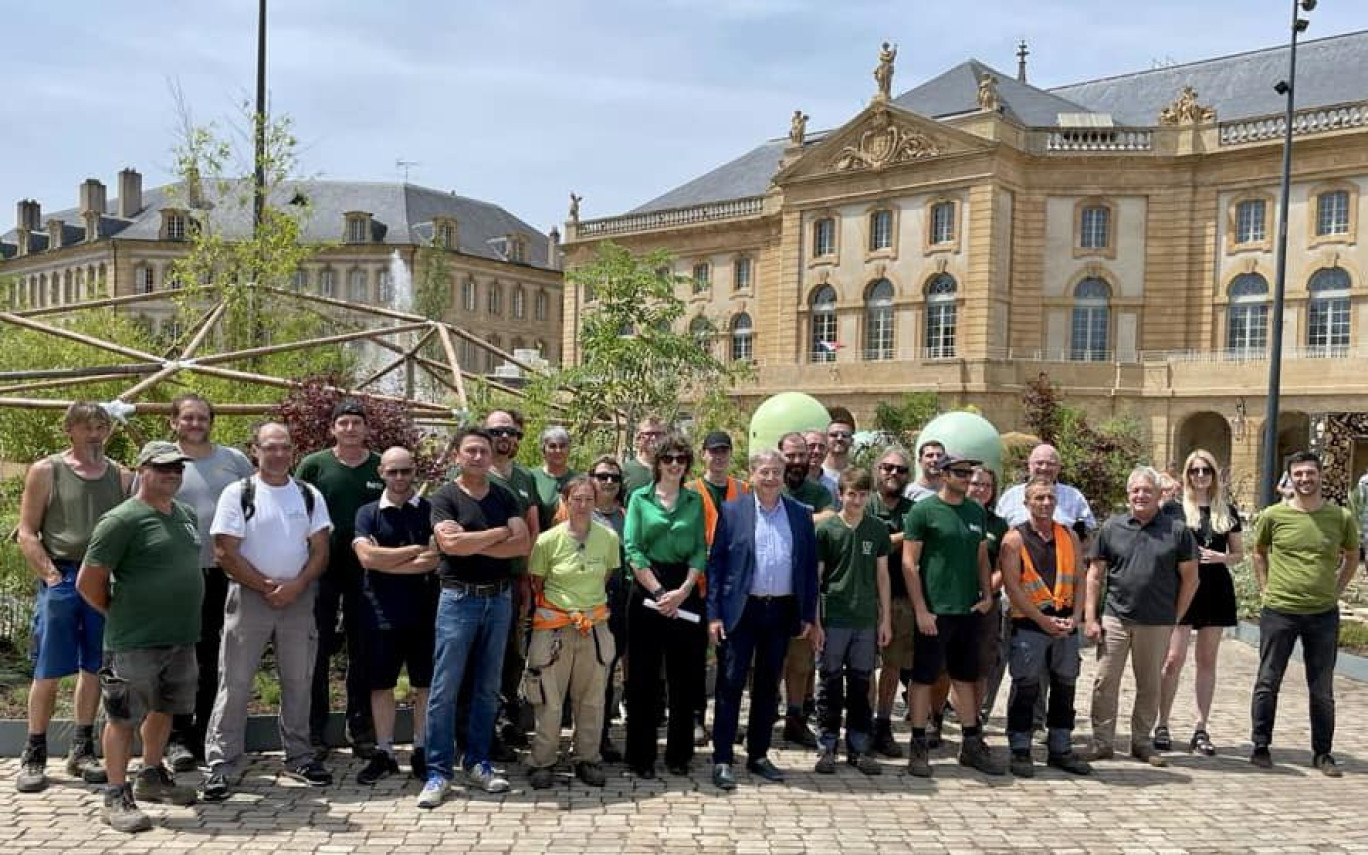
[15,402,132,794]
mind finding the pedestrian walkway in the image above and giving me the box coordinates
[4,639,1367,853]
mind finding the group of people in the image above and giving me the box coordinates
[11,398,1359,833]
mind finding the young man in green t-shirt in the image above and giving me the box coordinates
[902,452,1004,777]
[812,468,890,776]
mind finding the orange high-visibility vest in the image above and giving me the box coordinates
[1010,523,1077,619]
[689,476,750,546]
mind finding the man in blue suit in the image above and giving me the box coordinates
[707,448,819,790]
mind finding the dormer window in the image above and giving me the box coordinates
[506,234,527,263]
[166,212,186,241]
[344,212,373,244]
[434,218,457,250]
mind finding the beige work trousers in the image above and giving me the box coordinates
[1089,614,1171,752]
[524,622,614,769]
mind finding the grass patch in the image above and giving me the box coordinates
[1339,620,1368,657]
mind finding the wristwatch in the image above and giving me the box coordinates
[651,586,666,600]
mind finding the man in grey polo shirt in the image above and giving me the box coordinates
[1084,466,1198,767]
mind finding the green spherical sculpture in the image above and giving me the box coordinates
[916,411,1003,480]
[749,392,830,453]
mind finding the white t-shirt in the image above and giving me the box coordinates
[210,475,332,581]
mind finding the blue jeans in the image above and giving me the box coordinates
[1251,607,1338,756]
[424,587,512,779]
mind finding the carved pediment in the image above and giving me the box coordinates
[829,106,942,172]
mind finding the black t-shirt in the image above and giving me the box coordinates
[429,480,521,584]
[354,496,438,628]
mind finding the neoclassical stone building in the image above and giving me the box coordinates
[0,172,564,372]
[561,31,1368,499]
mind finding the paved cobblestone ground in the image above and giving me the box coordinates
[3,639,1367,854]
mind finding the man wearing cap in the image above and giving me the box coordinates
[903,451,1004,777]
[295,398,384,758]
[77,441,202,832]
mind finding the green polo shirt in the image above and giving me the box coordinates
[904,495,987,615]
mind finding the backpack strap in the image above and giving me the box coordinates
[239,476,257,522]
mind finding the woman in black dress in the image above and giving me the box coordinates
[1155,449,1243,755]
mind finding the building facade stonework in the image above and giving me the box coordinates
[561,33,1368,501]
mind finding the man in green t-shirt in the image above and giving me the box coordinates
[1250,451,1359,777]
[77,441,203,832]
[812,468,890,776]
[902,452,1003,777]
[295,399,384,757]
[621,416,665,499]
[532,425,577,526]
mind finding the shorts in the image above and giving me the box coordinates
[911,612,981,686]
[365,624,436,690]
[100,645,198,726]
[880,597,916,670]
[31,560,104,679]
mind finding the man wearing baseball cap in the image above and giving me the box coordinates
[902,451,1004,777]
[77,441,203,831]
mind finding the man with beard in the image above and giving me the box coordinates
[159,394,254,772]
[867,448,915,757]
[295,399,384,758]
[821,407,856,488]
[804,430,839,509]
[778,432,832,747]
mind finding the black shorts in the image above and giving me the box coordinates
[365,625,436,691]
[911,612,981,685]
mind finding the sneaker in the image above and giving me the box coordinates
[200,768,231,802]
[958,736,1006,776]
[357,751,399,785]
[133,764,198,806]
[102,783,152,833]
[783,715,818,748]
[165,740,198,774]
[575,761,606,787]
[1047,751,1094,776]
[1250,746,1273,769]
[849,753,882,776]
[1152,725,1172,752]
[410,748,427,781]
[1189,730,1216,756]
[283,760,333,787]
[1010,750,1034,778]
[66,739,107,784]
[465,761,510,793]
[872,722,904,758]
[814,748,837,774]
[528,766,555,789]
[416,774,450,809]
[16,745,47,793]
[1314,753,1342,778]
[906,739,932,778]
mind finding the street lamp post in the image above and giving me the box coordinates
[1259,0,1317,509]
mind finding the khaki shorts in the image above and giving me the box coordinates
[880,597,916,670]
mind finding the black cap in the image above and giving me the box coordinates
[332,398,367,422]
[935,451,982,471]
[702,430,733,450]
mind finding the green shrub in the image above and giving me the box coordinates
[1338,620,1368,654]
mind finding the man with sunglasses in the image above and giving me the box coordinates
[903,452,1004,777]
[352,447,440,785]
[622,416,666,498]
[821,407,857,497]
[77,441,202,832]
[868,448,916,758]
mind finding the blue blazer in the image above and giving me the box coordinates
[706,494,819,636]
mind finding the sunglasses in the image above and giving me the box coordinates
[828,430,853,439]
[660,453,690,465]
[385,467,415,476]
[943,467,974,478]
[1187,466,1214,476]
[150,463,185,472]
[543,443,568,451]
[879,464,910,474]
[488,427,523,439]
[592,472,622,483]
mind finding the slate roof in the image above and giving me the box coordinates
[1,179,555,271]
[629,140,792,214]
[893,59,1093,125]
[1051,29,1368,126]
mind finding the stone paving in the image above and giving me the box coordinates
[4,639,1368,854]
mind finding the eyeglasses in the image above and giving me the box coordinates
[828,430,853,439]
[943,467,974,478]
[1187,466,1213,476]
[659,453,690,465]
[385,467,415,476]
[592,472,622,483]
[637,430,664,439]
[543,443,568,452]
[879,464,910,474]
[488,427,523,439]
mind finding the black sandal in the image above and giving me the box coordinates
[1190,730,1215,756]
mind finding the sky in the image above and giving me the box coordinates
[3,1,1365,235]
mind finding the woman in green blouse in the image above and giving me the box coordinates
[622,434,707,778]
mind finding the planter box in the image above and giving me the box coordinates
[1225,621,1368,683]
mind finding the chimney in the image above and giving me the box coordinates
[47,219,65,250]
[547,227,561,271]
[16,199,41,232]
[79,178,107,215]
[117,168,143,218]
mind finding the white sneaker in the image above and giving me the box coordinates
[465,761,510,794]
[416,775,449,809]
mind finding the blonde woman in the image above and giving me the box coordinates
[1155,450,1243,755]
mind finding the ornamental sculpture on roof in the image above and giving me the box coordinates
[1158,86,1217,125]
[977,74,1000,112]
[873,42,897,102]
[789,109,809,146]
[832,107,941,172]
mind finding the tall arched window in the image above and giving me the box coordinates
[730,313,754,363]
[809,285,837,362]
[1070,277,1111,361]
[863,279,895,360]
[1226,273,1268,356]
[924,274,957,359]
[1308,267,1351,354]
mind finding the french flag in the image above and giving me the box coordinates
[818,341,843,353]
